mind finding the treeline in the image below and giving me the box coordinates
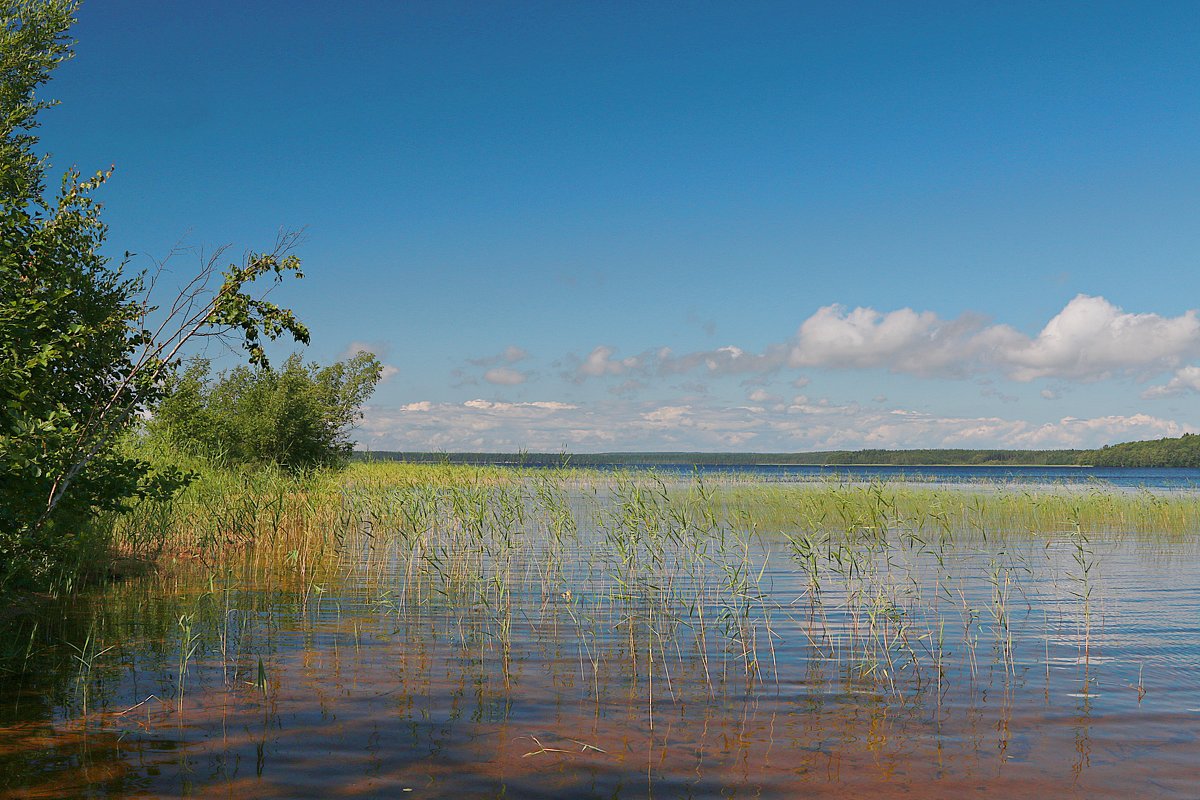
[359,448,1084,467]
[360,436,1200,468]
[1084,433,1200,467]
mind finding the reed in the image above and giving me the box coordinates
[8,460,1194,728]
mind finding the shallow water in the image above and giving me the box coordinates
[627,463,1200,490]
[2,485,1199,798]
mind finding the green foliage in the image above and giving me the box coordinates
[151,352,383,470]
[1079,433,1200,468]
[0,1,308,590]
[0,0,72,199]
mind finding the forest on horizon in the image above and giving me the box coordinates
[359,434,1200,469]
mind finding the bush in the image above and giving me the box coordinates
[151,352,383,469]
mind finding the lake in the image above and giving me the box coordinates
[1,466,1198,798]
[593,462,1200,490]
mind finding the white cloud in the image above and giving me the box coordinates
[794,294,1200,382]
[1000,295,1200,381]
[359,297,1200,452]
[790,305,958,372]
[641,405,692,426]
[641,295,1200,385]
[536,297,1200,399]
[1143,365,1200,398]
[1008,414,1190,447]
[747,388,780,403]
[462,399,576,412]
[358,396,1193,452]
[483,367,527,385]
[577,346,641,378]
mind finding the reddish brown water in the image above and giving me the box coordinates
[2,523,1198,798]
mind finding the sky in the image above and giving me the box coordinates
[36,1,1200,452]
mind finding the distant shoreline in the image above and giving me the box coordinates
[354,437,1200,468]
[353,451,1096,468]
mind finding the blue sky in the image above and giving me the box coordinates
[39,1,1200,451]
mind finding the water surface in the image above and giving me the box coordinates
[2,477,1198,798]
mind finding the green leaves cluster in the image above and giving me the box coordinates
[151,353,384,470]
[1,1,309,589]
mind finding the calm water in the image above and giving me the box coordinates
[2,478,1199,798]
[612,463,1200,490]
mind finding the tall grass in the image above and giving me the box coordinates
[7,462,1198,726]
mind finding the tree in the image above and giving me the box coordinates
[1,1,309,589]
[151,352,383,470]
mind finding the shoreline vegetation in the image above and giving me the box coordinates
[6,452,1196,611]
[6,457,1198,673]
[357,432,1200,469]
[6,456,1200,793]
[87,458,1200,592]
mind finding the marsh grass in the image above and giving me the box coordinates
[7,462,1199,735]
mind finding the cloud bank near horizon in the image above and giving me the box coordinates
[563,295,1200,387]
[366,295,1200,452]
[359,397,1192,453]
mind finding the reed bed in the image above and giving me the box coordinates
[76,464,1196,709]
[3,462,1196,797]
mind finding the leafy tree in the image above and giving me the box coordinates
[151,353,383,470]
[1,1,308,589]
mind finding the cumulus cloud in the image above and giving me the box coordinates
[573,296,1200,387]
[1001,295,1200,381]
[576,346,642,379]
[787,295,1200,382]
[1143,366,1200,398]
[790,305,968,373]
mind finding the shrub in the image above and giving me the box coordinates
[152,352,383,469]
